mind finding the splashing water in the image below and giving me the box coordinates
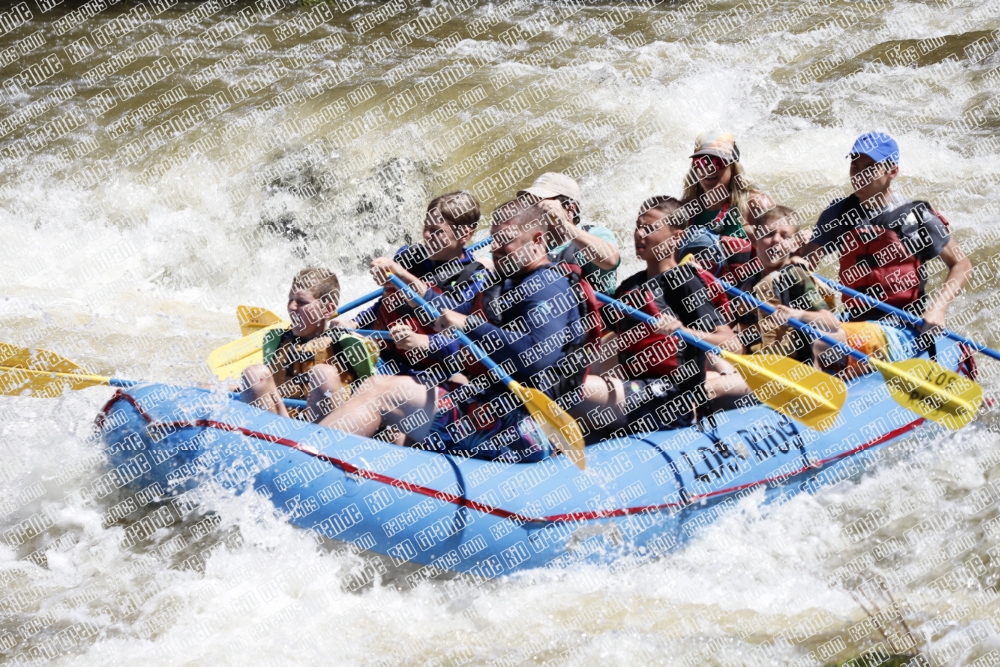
[2,1,1000,665]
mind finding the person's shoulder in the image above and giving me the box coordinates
[817,196,853,222]
[654,263,704,293]
[525,264,570,290]
[885,195,947,227]
[615,269,648,295]
[392,244,412,261]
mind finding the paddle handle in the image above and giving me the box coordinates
[385,274,516,388]
[594,292,720,356]
[716,280,869,364]
[814,274,1000,362]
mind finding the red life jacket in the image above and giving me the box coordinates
[615,265,721,379]
[828,199,948,318]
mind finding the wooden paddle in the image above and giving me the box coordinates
[0,342,309,408]
[595,292,849,431]
[719,279,983,430]
[385,273,587,470]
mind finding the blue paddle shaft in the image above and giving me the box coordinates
[354,329,394,340]
[716,280,869,364]
[385,274,516,388]
[334,238,492,316]
[814,275,1000,362]
[594,292,721,356]
[337,289,384,315]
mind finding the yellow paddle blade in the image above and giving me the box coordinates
[870,357,983,429]
[721,351,847,431]
[0,343,110,397]
[237,306,284,337]
[509,381,587,470]
[207,322,288,380]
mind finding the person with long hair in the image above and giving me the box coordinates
[680,131,772,239]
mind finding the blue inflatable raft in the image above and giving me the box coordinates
[98,337,969,578]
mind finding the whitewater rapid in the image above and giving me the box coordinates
[2,0,1000,664]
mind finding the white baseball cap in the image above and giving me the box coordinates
[517,172,581,200]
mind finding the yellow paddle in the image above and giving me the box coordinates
[0,342,137,397]
[717,279,983,429]
[595,292,847,431]
[385,273,587,470]
[237,306,286,336]
[207,319,288,381]
[211,288,389,381]
[0,342,311,409]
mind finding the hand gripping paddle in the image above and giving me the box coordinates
[718,279,983,429]
[385,273,587,470]
[595,292,849,431]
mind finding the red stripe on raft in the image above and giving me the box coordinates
[104,392,924,525]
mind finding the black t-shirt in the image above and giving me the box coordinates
[612,264,725,393]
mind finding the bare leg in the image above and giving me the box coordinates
[240,364,289,418]
[304,363,349,423]
[813,328,849,369]
[570,374,629,431]
[318,375,436,444]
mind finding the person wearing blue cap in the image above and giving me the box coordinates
[793,132,972,359]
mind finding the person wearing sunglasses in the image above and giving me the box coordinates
[681,131,772,240]
[516,172,621,295]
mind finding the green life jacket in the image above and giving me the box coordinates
[262,327,379,390]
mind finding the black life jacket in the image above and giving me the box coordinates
[372,245,497,369]
[822,197,949,320]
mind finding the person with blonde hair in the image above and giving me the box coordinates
[240,268,378,422]
[681,131,772,239]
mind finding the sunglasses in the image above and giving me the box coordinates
[693,155,728,171]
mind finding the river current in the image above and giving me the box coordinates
[2,1,1000,665]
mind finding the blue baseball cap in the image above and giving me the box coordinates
[848,132,899,164]
[676,227,723,265]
